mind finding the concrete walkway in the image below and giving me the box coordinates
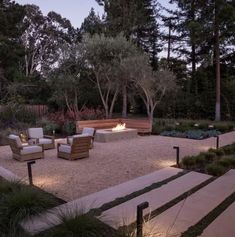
[200,202,235,237]
[21,167,182,235]
[146,170,235,237]
[99,172,211,229]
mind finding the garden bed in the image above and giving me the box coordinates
[180,143,235,176]
[152,119,235,140]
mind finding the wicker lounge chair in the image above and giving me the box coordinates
[27,128,55,150]
[57,136,91,161]
[8,134,44,162]
[67,127,95,149]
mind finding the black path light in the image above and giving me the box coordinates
[214,135,220,149]
[136,202,149,237]
[27,161,36,185]
[173,146,180,167]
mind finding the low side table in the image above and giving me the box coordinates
[28,138,38,145]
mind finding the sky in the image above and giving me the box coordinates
[14,0,174,28]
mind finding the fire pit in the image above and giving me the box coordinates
[95,123,138,143]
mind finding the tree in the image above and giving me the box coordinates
[0,0,25,100]
[96,0,161,70]
[21,4,78,77]
[169,0,235,121]
[82,34,139,118]
[124,55,177,124]
[49,45,83,118]
[80,8,103,35]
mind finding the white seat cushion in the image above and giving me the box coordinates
[28,128,44,139]
[9,134,22,147]
[21,146,42,155]
[82,127,95,136]
[59,144,71,154]
[39,138,52,144]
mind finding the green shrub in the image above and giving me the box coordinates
[195,155,206,167]
[203,152,217,162]
[218,157,235,168]
[206,164,226,176]
[62,120,76,135]
[198,123,209,130]
[152,124,165,134]
[0,104,37,127]
[222,144,235,155]
[214,124,232,133]
[217,159,231,168]
[208,148,225,157]
[181,156,196,169]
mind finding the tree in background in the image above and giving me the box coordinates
[80,8,103,35]
[49,45,83,119]
[22,5,78,77]
[96,0,161,70]
[0,0,25,101]
[169,0,235,121]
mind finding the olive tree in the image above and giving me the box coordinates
[126,55,177,125]
[82,34,139,118]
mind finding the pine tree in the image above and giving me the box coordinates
[80,8,103,35]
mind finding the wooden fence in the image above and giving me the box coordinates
[0,105,48,118]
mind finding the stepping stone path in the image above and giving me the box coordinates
[99,172,211,229]
[200,202,235,237]
[146,169,235,237]
[21,167,182,235]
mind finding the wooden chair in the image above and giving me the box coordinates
[67,127,96,149]
[27,128,55,150]
[57,136,91,161]
[8,134,44,162]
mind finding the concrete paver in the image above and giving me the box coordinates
[200,202,235,237]
[99,172,211,229]
[21,167,182,234]
[146,170,235,237]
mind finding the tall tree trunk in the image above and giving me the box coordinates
[191,0,197,95]
[214,0,221,121]
[122,84,127,118]
[167,20,172,65]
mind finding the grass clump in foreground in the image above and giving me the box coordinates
[181,192,235,237]
[0,179,60,237]
[37,213,119,237]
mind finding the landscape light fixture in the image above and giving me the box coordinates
[27,161,36,185]
[137,202,149,237]
[173,146,180,167]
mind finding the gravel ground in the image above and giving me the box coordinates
[0,132,235,201]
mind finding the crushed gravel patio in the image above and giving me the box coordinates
[0,133,235,201]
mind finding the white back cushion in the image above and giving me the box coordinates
[9,134,22,147]
[28,128,44,139]
[82,127,95,136]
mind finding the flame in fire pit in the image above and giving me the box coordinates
[112,123,126,131]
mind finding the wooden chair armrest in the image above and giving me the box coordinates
[44,135,54,140]
[67,136,73,144]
